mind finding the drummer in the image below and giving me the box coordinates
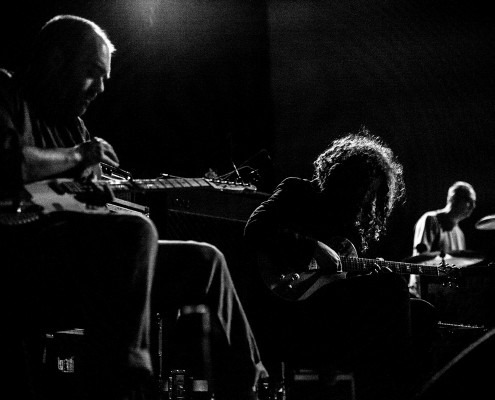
[409,181,477,298]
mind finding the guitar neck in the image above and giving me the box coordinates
[56,177,257,194]
[341,256,442,277]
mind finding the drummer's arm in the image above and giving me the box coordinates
[413,215,438,255]
[410,216,436,297]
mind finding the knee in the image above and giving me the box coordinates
[137,216,159,245]
[114,215,159,270]
[121,214,158,245]
[411,298,438,331]
[378,273,410,298]
[192,241,228,270]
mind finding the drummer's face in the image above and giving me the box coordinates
[457,193,476,219]
[465,196,476,217]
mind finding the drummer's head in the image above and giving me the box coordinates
[447,181,476,220]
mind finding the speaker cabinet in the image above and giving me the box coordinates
[421,270,495,327]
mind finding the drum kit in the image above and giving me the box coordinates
[403,250,485,267]
[402,214,495,268]
[406,215,495,329]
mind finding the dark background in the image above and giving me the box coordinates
[2,0,495,262]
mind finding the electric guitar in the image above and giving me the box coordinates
[0,176,257,226]
[257,237,460,301]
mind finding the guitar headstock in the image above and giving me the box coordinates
[205,178,257,192]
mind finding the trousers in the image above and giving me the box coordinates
[153,240,264,400]
[4,211,157,399]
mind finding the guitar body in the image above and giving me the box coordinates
[24,179,111,215]
[258,237,355,302]
[258,237,457,302]
[0,179,113,226]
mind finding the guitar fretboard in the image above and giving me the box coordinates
[341,256,453,277]
[57,177,257,194]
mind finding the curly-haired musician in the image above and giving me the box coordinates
[245,128,437,400]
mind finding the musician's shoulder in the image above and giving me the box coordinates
[277,177,313,191]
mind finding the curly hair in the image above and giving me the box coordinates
[313,127,405,252]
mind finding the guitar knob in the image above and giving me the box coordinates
[290,273,300,282]
[279,274,286,280]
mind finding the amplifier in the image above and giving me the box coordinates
[106,175,267,223]
[140,186,269,235]
[422,270,495,327]
[142,188,269,301]
[432,322,489,374]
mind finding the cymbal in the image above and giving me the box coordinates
[475,214,495,230]
[403,252,440,264]
[403,251,485,267]
[442,253,485,267]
